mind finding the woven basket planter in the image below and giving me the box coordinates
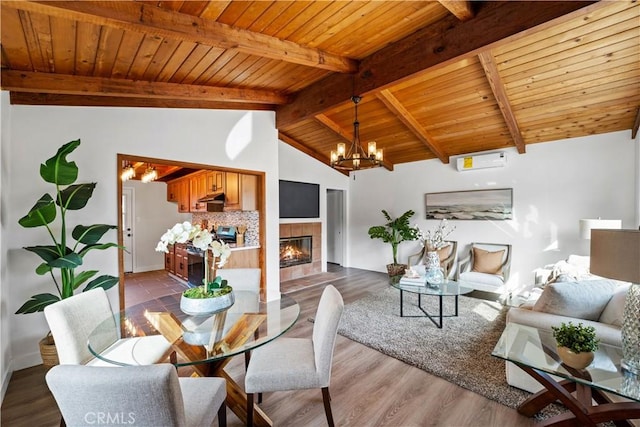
[39,332,59,368]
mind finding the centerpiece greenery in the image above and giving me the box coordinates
[15,139,120,315]
[552,321,599,369]
[368,210,420,278]
[156,222,233,314]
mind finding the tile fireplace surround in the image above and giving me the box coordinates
[279,222,321,281]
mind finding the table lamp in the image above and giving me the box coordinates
[590,229,640,374]
[579,218,621,240]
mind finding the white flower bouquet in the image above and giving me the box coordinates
[156,222,232,297]
[418,219,456,251]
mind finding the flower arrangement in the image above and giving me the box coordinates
[552,321,599,354]
[156,222,232,298]
[418,219,456,251]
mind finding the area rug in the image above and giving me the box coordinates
[335,286,564,418]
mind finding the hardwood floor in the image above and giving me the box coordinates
[1,266,535,427]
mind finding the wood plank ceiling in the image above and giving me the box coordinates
[1,1,639,174]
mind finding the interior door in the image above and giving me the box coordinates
[122,187,134,273]
[326,189,344,265]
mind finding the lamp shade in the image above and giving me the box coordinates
[590,229,640,283]
[579,218,622,240]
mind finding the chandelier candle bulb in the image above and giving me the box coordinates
[376,149,384,161]
[337,143,346,157]
[368,141,377,157]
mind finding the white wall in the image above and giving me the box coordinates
[278,141,349,270]
[348,131,637,289]
[123,180,191,272]
[3,101,279,371]
[1,92,12,400]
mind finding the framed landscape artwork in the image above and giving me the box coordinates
[425,188,513,220]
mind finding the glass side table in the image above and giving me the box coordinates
[492,322,640,426]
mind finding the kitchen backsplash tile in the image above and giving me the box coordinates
[192,211,260,246]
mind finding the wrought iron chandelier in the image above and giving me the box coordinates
[330,96,383,171]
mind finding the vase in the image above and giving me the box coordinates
[621,283,640,374]
[180,291,235,317]
[424,251,444,288]
[557,346,594,370]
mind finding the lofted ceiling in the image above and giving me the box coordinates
[1,1,639,174]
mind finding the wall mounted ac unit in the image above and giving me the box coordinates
[456,152,506,172]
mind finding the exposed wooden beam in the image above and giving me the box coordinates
[1,70,288,105]
[277,131,349,175]
[315,114,353,142]
[376,90,448,164]
[632,107,640,139]
[314,114,394,171]
[276,1,596,128]
[438,1,475,21]
[4,1,358,73]
[8,92,274,111]
[477,51,526,154]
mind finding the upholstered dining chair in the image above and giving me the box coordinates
[456,242,512,293]
[44,287,172,366]
[407,240,458,279]
[46,363,227,427]
[217,267,261,369]
[245,284,344,427]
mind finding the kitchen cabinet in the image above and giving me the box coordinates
[224,173,258,211]
[224,172,240,209]
[190,172,208,212]
[174,243,188,280]
[167,178,190,213]
[164,244,175,273]
[166,181,179,202]
[177,179,190,213]
[206,171,224,194]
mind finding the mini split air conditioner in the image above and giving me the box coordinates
[456,152,506,172]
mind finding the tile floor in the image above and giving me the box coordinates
[124,270,189,308]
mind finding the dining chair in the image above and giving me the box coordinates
[217,268,261,369]
[46,363,227,427]
[44,287,172,366]
[245,284,344,427]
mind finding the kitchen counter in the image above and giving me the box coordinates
[228,244,260,251]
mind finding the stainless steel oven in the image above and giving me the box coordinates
[186,245,204,288]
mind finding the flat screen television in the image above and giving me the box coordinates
[279,180,320,218]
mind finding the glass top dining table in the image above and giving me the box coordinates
[88,290,300,368]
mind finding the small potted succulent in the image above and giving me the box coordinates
[156,222,233,316]
[552,321,599,370]
[368,210,420,278]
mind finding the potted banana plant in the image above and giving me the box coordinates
[15,139,120,365]
[368,210,420,279]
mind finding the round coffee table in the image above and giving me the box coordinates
[390,279,474,328]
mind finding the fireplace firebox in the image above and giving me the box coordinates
[280,236,312,268]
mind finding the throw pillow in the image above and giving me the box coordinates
[532,279,619,321]
[598,283,630,327]
[472,247,505,276]
[437,244,452,265]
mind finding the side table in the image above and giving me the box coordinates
[492,322,640,426]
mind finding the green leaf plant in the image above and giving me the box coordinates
[367,210,420,265]
[15,139,120,314]
[552,321,599,353]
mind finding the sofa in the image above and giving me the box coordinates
[505,277,629,393]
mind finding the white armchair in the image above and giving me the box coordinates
[407,241,458,279]
[456,242,512,293]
